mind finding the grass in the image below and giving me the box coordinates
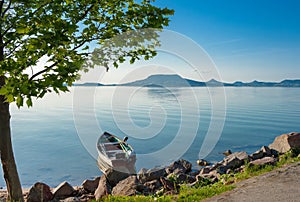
[96,149,300,202]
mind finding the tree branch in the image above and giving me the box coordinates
[32,2,46,15]
[2,24,13,38]
[4,42,21,58]
[1,0,11,18]
[78,4,94,22]
[0,1,4,18]
[29,61,59,81]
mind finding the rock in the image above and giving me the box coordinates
[190,170,200,177]
[216,165,228,175]
[60,197,81,202]
[250,146,272,160]
[250,157,277,166]
[226,169,232,174]
[269,132,300,153]
[112,176,143,196]
[199,167,211,175]
[177,159,192,173]
[176,173,196,184]
[79,193,94,201]
[196,159,210,166]
[94,175,111,200]
[82,177,100,193]
[220,151,249,172]
[211,176,219,184]
[223,149,232,156]
[234,166,245,173]
[53,181,75,199]
[166,159,192,174]
[271,149,279,157]
[160,177,179,192]
[201,170,220,180]
[144,179,162,194]
[27,182,53,202]
[224,156,243,170]
[155,188,164,196]
[210,162,223,171]
[190,175,213,187]
[105,168,130,187]
[138,167,166,183]
[164,190,178,195]
[75,186,88,197]
[226,151,249,162]
[172,168,185,175]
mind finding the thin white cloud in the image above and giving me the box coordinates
[206,38,243,47]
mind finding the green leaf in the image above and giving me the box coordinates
[16,95,24,108]
[5,94,14,103]
[0,87,8,95]
[26,98,33,107]
[16,27,30,34]
[130,57,136,64]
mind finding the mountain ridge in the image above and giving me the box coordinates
[74,74,300,87]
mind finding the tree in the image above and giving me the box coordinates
[0,0,173,201]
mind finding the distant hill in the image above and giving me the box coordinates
[121,74,202,87]
[73,74,300,87]
[73,82,105,86]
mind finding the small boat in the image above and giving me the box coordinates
[96,132,136,174]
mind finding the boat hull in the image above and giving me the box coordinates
[97,132,136,174]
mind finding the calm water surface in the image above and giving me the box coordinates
[0,87,299,187]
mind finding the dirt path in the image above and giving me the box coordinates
[203,162,300,202]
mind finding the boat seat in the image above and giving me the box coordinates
[104,144,121,150]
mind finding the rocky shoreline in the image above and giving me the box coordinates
[1,132,300,202]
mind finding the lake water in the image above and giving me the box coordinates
[1,87,300,188]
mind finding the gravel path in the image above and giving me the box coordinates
[203,162,300,202]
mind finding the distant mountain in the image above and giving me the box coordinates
[121,74,203,87]
[73,82,105,86]
[73,74,300,87]
[276,79,300,87]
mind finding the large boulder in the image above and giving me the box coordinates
[160,177,179,192]
[199,170,220,181]
[222,151,249,171]
[53,181,75,199]
[143,179,162,195]
[165,159,192,174]
[138,167,166,183]
[250,146,272,160]
[94,175,111,200]
[27,182,53,202]
[210,151,248,174]
[249,157,277,166]
[112,176,143,196]
[82,177,100,193]
[105,168,130,187]
[176,173,196,184]
[226,151,249,162]
[269,132,300,153]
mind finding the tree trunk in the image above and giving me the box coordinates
[0,76,24,201]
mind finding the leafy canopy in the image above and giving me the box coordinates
[0,0,174,107]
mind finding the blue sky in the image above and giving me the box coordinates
[99,0,300,83]
[157,0,300,82]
